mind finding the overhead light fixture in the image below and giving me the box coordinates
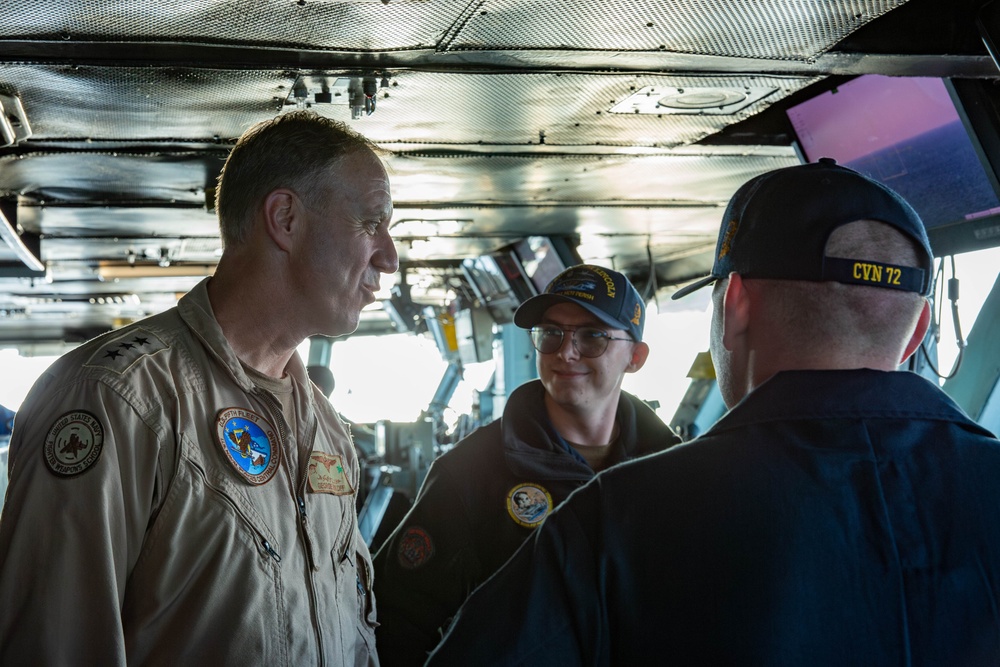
[87,294,141,306]
[390,219,470,237]
[97,263,217,280]
[0,199,44,274]
[286,73,389,118]
[0,93,31,146]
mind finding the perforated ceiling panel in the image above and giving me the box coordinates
[0,63,821,146]
[0,153,224,203]
[0,0,984,349]
[0,0,470,51]
[0,65,291,140]
[446,0,908,59]
[385,150,796,208]
[298,72,822,146]
[0,0,907,60]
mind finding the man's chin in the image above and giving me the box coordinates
[317,314,360,339]
[542,383,586,406]
[544,375,587,392]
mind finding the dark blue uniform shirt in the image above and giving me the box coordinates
[428,369,1000,666]
[375,379,679,666]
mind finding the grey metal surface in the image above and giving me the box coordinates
[446,0,906,58]
[0,0,467,51]
[0,0,903,57]
[0,0,990,349]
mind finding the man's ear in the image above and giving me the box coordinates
[721,273,751,352]
[625,341,650,373]
[262,189,298,252]
[900,299,932,363]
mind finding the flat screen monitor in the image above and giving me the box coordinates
[511,236,569,294]
[786,75,1000,255]
[460,255,519,324]
[461,236,583,324]
[490,249,535,304]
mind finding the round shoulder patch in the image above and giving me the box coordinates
[506,483,553,528]
[397,526,435,570]
[216,408,281,485]
[44,410,105,476]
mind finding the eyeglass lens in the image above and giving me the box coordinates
[530,326,611,358]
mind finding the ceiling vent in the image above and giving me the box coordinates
[610,85,777,115]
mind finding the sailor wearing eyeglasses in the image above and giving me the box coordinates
[372,264,681,666]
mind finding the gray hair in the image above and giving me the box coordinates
[215,110,381,248]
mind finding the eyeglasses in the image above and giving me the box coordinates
[529,325,632,358]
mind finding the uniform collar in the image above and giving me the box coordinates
[177,277,310,394]
[500,379,667,479]
[711,369,986,435]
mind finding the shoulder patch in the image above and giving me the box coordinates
[44,410,104,476]
[216,408,280,485]
[397,526,434,569]
[83,328,168,375]
[506,483,553,528]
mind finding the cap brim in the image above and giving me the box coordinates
[513,294,565,328]
[670,275,716,300]
[513,293,628,334]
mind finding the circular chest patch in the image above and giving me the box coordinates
[216,408,280,485]
[44,410,104,476]
[506,483,553,528]
[397,526,434,570]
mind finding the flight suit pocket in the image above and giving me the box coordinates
[181,441,282,561]
[129,436,287,663]
[357,551,378,630]
[331,543,379,662]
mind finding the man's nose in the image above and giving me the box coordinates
[375,228,399,274]
[555,331,580,360]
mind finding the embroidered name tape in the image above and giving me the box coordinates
[307,451,355,496]
[823,257,926,293]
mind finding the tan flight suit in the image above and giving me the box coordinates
[0,278,378,666]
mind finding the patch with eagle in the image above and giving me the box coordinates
[216,408,280,485]
[44,410,104,476]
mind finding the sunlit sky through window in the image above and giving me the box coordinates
[2,248,999,434]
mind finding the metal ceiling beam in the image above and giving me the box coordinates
[0,41,995,79]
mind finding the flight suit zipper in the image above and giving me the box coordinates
[187,460,282,563]
[256,389,326,667]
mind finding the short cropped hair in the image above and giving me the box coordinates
[758,220,927,359]
[215,110,381,248]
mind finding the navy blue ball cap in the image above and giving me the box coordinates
[672,158,934,299]
[514,264,645,341]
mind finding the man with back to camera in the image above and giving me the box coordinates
[426,159,1000,666]
[372,264,681,665]
[0,110,398,665]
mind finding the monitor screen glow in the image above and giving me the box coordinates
[786,75,1000,231]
